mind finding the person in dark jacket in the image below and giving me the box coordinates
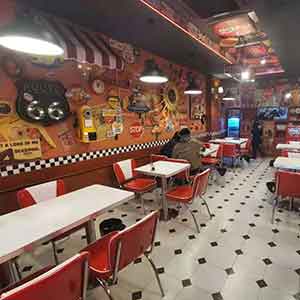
[172,128,204,175]
[160,131,180,157]
[251,120,263,159]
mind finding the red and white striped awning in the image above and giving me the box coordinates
[39,13,124,70]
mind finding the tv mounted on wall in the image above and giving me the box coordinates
[257,107,288,121]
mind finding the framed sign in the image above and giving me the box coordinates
[0,139,42,161]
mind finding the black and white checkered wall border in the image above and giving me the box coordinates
[0,139,169,178]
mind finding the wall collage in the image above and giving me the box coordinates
[0,10,208,169]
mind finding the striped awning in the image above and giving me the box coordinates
[38,13,124,70]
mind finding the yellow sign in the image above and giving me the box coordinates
[0,139,42,160]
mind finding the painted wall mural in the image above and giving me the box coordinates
[0,9,208,167]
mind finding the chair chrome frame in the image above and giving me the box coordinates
[95,212,164,300]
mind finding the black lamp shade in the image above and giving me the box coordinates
[223,89,236,101]
[184,79,202,95]
[0,14,64,56]
[139,59,168,84]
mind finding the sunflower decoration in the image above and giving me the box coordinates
[149,82,181,136]
[159,82,180,120]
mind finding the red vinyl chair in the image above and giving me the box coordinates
[222,143,240,168]
[81,211,164,300]
[17,180,87,265]
[0,252,89,300]
[0,266,54,296]
[113,159,157,213]
[201,143,223,167]
[240,139,251,157]
[150,154,167,162]
[165,158,190,182]
[165,169,212,233]
[272,171,300,223]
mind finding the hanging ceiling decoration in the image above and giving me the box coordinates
[211,11,284,76]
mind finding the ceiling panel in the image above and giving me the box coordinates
[182,0,240,19]
[19,0,230,74]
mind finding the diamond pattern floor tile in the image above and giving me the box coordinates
[11,159,299,300]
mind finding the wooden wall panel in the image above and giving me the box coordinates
[0,148,157,215]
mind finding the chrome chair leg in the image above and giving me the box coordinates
[13,258,22,280]
[97,278,114,300]
[201,197,213,220]
[271,197,278,224]
[141,195,146,215]
[136,193,146,215]
[289,197,293,211]
[145,255,165,297]
[51,241,59,265]
[184,204,200,233]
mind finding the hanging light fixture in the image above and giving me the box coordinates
[0,14,64,56]
[184,75,202,95]
[139,59,168,84]
[260,58,267,65]
[222,89,236,101]
[285,92,292,99]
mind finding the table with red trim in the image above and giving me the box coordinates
[0,184,134,284]
[274,157,300,171]
[135,161,190,221]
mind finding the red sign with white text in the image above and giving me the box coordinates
[129,122,144,138]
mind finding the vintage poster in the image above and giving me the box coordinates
[0,139,42,161]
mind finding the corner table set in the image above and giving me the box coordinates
[0,159,191,285]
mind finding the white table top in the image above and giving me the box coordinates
[0,185,134,264]
[276,143,300,150]
[210,138,248,145]
[274,157,300,170]
[135,161,190,178]
[201,147,218,157]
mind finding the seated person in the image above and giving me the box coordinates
[172,128,204,175]
[160,131,180,158]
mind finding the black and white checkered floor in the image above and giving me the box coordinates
[17,158,300,300]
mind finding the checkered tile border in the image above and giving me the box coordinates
[0,139,169,178]
[0,130,225,178]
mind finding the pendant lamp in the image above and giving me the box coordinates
[184,78,202,95]
[139,59,168,84]
[223,89,236,101]
[0,14,64,56]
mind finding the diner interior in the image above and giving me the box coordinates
[1,1,300,300]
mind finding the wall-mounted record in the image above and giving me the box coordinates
[16,79,70,126]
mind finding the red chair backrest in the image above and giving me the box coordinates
[151,154,167,162]
[192,169,210,199]
[165,158,190,180]
[222,143,238,158]
[276,171,300,198]
[113,159,137,185]
[17,180,65,208]
[109,211,159,272]
[216,143,224,159]
[246,139,251,151]
[1,252,89,300]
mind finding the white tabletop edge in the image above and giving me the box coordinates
[0,184,135,264]
[135,161,190,178]
[274,157,300,170]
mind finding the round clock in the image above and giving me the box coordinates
[92,79,105,95]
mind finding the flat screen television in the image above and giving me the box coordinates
[256,107,288,121]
